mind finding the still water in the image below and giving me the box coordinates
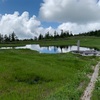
[0,44,94,53]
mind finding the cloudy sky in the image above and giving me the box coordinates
[0,0,100,39]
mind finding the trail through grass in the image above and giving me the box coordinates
[81,62,100,100]
[91,62,100,100]
[0,49,99,100]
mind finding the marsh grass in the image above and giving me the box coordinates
[37,36,100,50]
[91,65,100,100]
[0,49,98,100]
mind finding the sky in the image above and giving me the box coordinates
[0,0,100,39]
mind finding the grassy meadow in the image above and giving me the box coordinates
[91,66,100,100]
[0,48,99,100]
[0,36,100,100]
[37,36,100,50]
[1,36,100,48]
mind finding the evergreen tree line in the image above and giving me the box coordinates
[38,30,73,40]
[0,32,18,43]
[76,30,100,37]
[1,29,100,42]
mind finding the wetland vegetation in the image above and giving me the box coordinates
[0,31,100,99]
[0,49,99,100]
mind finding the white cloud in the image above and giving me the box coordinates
[0,11,55,39]
[39,0,100,34]
[57,22,100,34]
[0,11,100,39]
[1,0,100,39]
[39,0,100,24]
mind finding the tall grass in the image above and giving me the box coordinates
[0,49,98,100]
[91,65,100,100]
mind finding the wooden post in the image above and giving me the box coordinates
[77,40,80,52]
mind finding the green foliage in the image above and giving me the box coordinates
[38,30,73,40]
[0,32,18,43]
[0,49,98,100]
[91,70,100,100]
[76,30,100,37]
[38,34,44,40]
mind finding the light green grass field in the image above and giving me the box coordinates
[0,49,99,100]
[91,66,100,100]
[1,36,100,50]
[37,36,100,50]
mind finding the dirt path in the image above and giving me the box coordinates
[81,62,100,100]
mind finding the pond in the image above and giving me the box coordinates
[0,44,95,53]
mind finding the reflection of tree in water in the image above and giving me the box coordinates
[69,46,72,51]
[59,46,69,52]
[65,46,69,50]
[60,46,63,52]
[54,46,58,52]
[52,45,69,53]
[47,46,49,50]
[41,45,79,53]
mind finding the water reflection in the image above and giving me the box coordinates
[0,44,95,53]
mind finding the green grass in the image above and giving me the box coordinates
[91,65,100,100]
[0,36,100,100]
[0,49,99,100]
[0,36,100,48]
[37,36,100,50]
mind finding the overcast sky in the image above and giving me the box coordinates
[0,0,100,39]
